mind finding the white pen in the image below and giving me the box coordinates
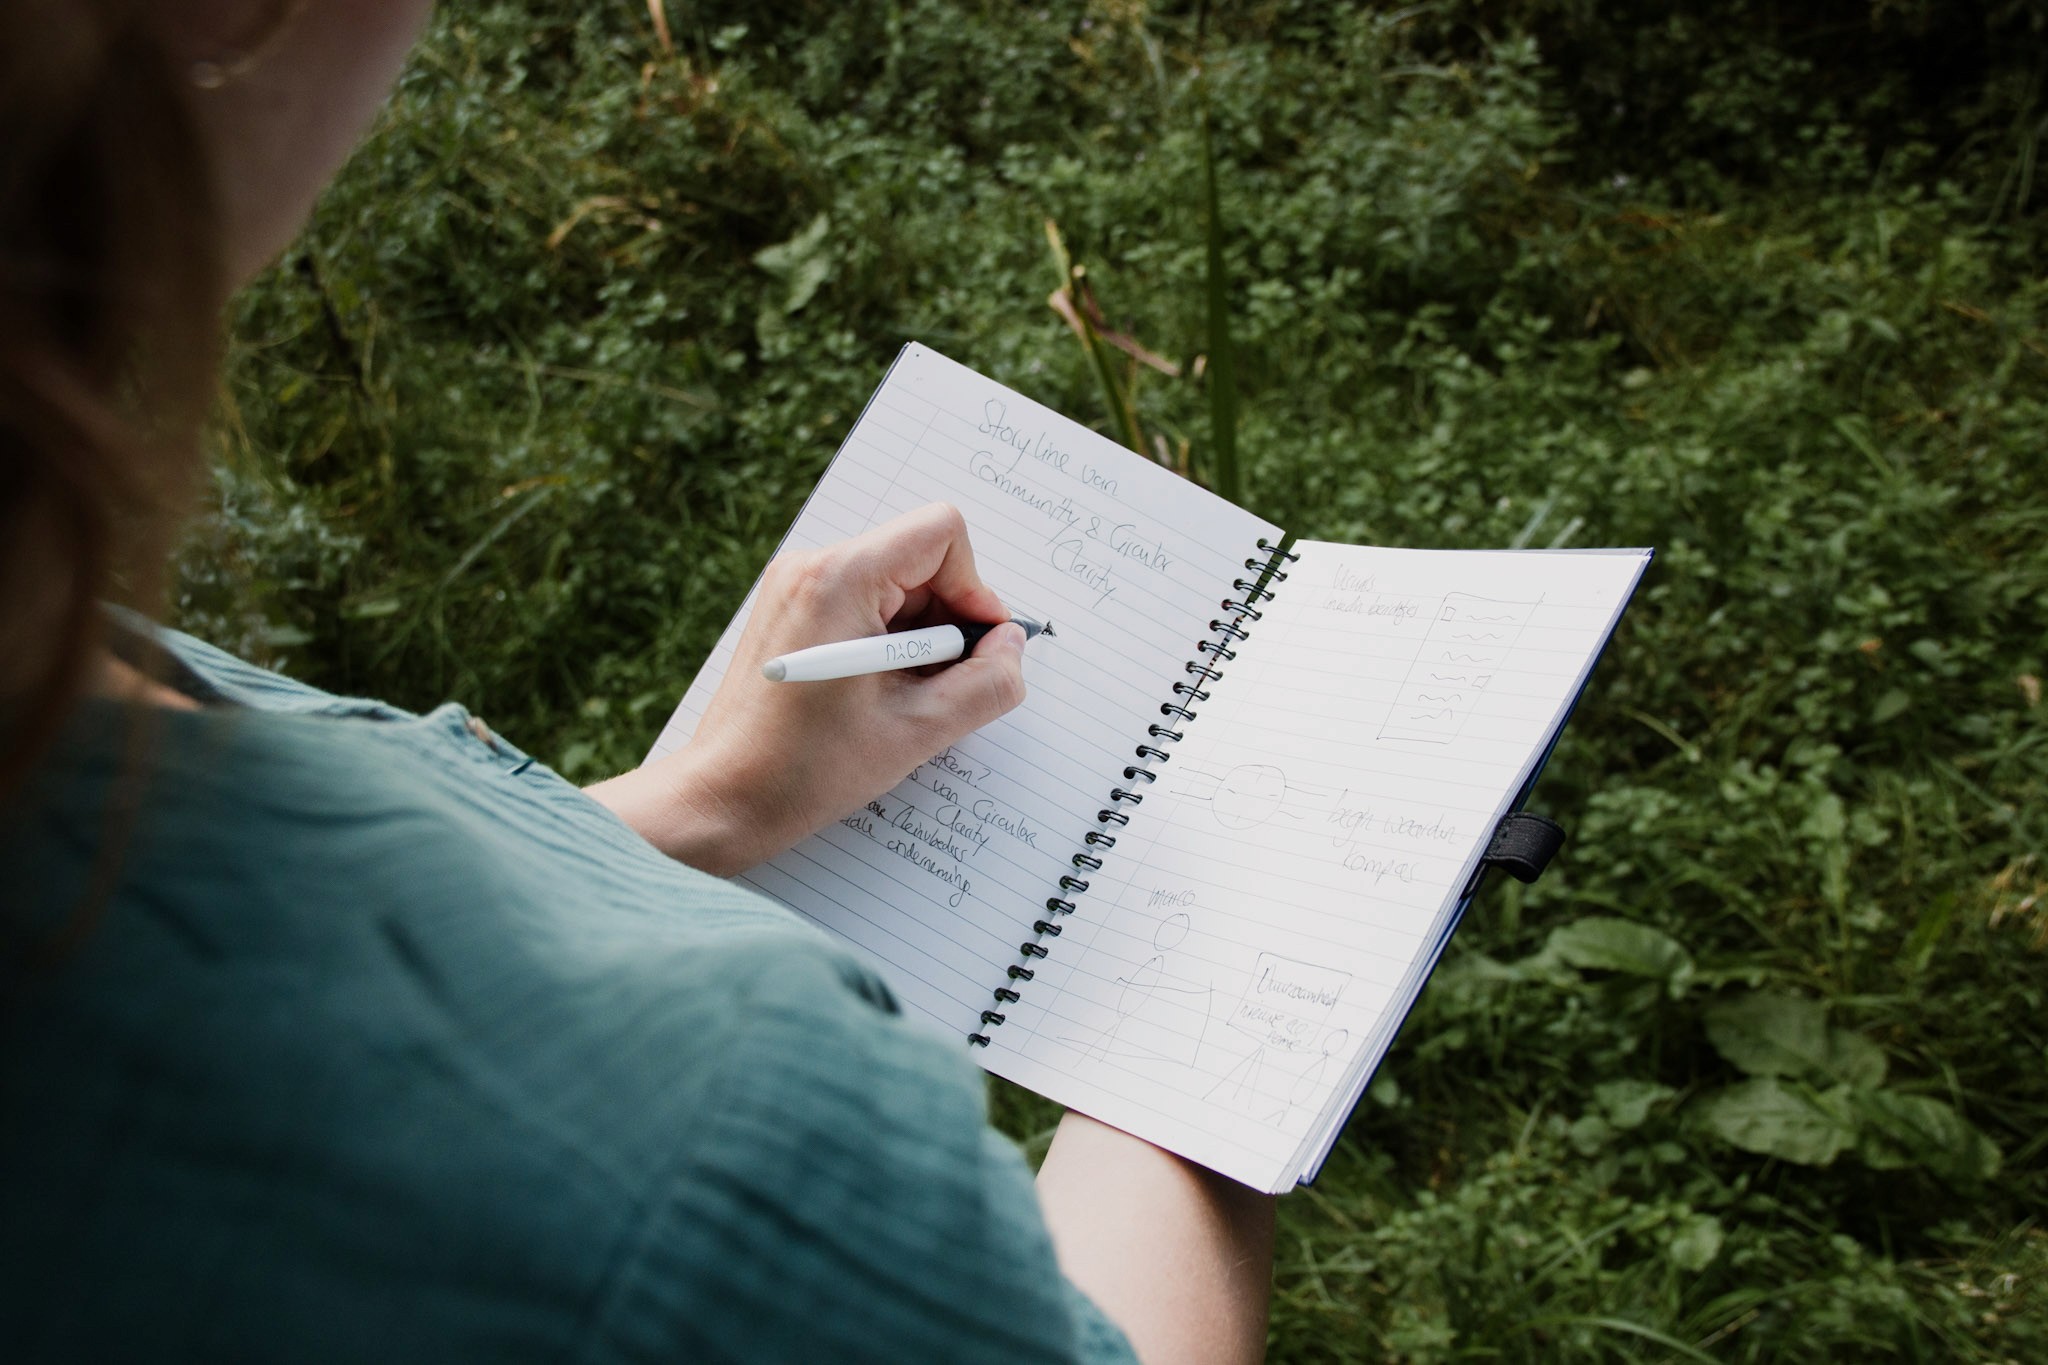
[762,616,1054,682]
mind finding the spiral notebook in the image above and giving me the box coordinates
[648,343,1650,1192]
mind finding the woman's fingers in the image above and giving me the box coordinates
[611,507,1027,876]
[903,621,1028,735]
[847,502,1007,626]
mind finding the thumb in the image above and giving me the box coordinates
[919,622,1028,733]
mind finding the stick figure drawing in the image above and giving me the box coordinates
[1207,952,1354,1127]
[1065,911,1214,1071]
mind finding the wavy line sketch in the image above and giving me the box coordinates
[1378,592,1543,745]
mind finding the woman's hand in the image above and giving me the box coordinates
[585,503,1028,876]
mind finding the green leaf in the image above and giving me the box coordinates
[752,214,834,314]
[1703,991,1828,1077]
[1852,1091,2002,1184]
[1900,893,1958,977]
[1667,1213,1725,1272]
[1855,1126,1916,1171]
[260,623,313,648]
[1692,1077,1856,1166]
[1800,791,1847,843]
[1702,991,1887,1086]
[1594,1079,1677,1130]
[1545,918,1694,991]
[1568,1113,1613,1155]
[1824,1029,1888,1089]
[341,596,403,620]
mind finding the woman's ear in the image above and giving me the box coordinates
[167,0,433,285]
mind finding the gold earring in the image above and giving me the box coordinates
[189,0,309,89]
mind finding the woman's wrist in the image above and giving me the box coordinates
[580,505,1028,879]
[583,746,789,877]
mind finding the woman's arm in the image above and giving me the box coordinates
[585,502,1028,876]
[1036,1112,1275,1365]
[592,505,1278,1358]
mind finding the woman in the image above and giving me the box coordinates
[0,3,1275,1361]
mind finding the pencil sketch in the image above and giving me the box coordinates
[1205,952,1353,1127]
[1278,1027,1351,1127]
[1063,911,1214,1072]
[1376,592,1542,745]
[1171,761,1349,832]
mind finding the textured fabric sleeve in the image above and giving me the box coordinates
[578,946,1138,1365]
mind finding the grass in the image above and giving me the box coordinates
[183,2,2046,1358]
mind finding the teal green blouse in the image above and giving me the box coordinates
[0,625,1134,1363]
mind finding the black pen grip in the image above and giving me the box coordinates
[955,615,1047,651]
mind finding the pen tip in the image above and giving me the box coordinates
[1042,621,1056,637]
[761,658,787,682]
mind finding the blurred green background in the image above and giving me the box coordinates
[181,1,2046,1358]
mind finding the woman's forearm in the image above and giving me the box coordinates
[1035,1111,1274,1365]
[582,757,769,878]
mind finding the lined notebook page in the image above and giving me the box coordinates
[987,541,1650,1190]
[648,344,1275,1041]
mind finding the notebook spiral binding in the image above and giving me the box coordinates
[968,536,1299,1047]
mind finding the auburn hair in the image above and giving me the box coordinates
[0,0,226,805]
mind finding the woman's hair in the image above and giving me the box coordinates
[0,0,226,804]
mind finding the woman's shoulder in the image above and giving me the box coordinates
[11,627,846,1232]
[5,703,984,1357]
[6,630,1134,1362]
[28,619,759,944]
